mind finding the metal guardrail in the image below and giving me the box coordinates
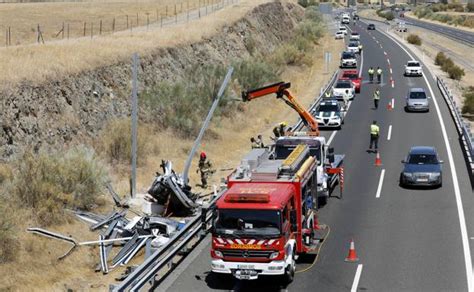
[437,77,474,176]
[112,191,224,291]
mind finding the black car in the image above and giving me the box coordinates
[367,24,376,30]
[400,146,443,188]
[353,14,359,20]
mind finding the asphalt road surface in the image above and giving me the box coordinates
[159,17,474,292]
[402,16,474,46]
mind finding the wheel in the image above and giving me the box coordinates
[399,173,405,187]
[283,253,295,285]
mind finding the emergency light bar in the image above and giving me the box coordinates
[224,193,270,203]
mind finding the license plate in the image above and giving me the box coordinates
[417,178,428,182]
[230,244,261,250]
[239,275,251,280]
[237,264,255,270]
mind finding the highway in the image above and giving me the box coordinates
[402,16,474,46]
[159,16,474,292]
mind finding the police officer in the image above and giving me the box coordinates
[368,67,375,82]
[376,67,383,83]
[373,88,381,109]
[273,122,287,139]
[197,152,213,188]
[256,134,265,148]
[369,120,380,152]
[250,137,259,149]
[358,43,363,53]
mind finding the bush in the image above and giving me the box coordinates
[467,3,474,12]
[233,57,279,90]
[100,118,152,165]
[407,34,422,45]
[435,51,447,66]
[447,64,465,80]
[385,11,395,21]
[0,204,18,263]
[462,90,474,115]
[297,0,318,8]
[441,57,455,72]
[11,147,107,226]
[296,20,325,43]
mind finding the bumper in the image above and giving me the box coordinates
[211,259,287,280]
[406,104,429,112]
[341,62,357,68]
[402,176,441,186]
[317,119,342,128]
[405,70,422,76]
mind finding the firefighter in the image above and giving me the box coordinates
[376,67,383,83]
[250,137,259,149]
[324,91,331,99]
[368,67,375,83]
[197,152,214,188]
[373,88,381,109]
[256,134,265,148]
[369,120,380,152]
[273,122,287,139]
[342,89,350,110]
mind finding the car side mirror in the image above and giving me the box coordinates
[401,160,406,163]
[439,160,444,164]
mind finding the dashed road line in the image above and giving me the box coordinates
[389,68,393,74]
[351,264,364,292]
[387,59,391,65]
[384,51,387,56]
[391,98,395,109]
[375,169,386,199]
[387,125,392,141]
[359,50,364,78]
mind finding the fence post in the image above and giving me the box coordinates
[99,20,102,35]
[83,22,86,37]
[130,53,139,199]
[126,14,129,29]
[62,22,64,39]
[112,18,115,33]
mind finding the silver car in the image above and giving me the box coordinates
[400,146,443,188]
[405,88,429,112]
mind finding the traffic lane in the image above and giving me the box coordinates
[403,17,474,45]
[354,21,468,290]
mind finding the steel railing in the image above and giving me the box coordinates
[437,77,474,177]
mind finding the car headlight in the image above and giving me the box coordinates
[430,173,441,178]
[403,172,413,178]
[330,116,341,120]
[214,250,223,258]
[269,252,279,259]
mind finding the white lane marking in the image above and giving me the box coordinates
[389,68,393,74]
[392,98,395,109]
[384,51,387,56]
[391,80,394,88]
[387,125,392,141]
[375,169,386,198]
[387,59,391,65]
[359,50,364,78]
[380,30,474,292]
[351,264,364,292]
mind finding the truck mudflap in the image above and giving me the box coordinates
[211,259,287,280]
[326,154,344,198]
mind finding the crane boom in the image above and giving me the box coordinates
[242,82,319,136]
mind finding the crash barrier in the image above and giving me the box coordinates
[437,77,474,177]
[112,191,224,291]
[293,69,339,131]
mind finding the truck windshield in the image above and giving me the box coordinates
[215,209,281,237]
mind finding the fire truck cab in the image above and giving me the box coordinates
[211,142,328,283]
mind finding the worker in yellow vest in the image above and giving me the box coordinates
[369,120,380,152]
[373,88,381,109]
[368,67,374,83]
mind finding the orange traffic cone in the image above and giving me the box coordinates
[375,151,382,166]
[387,101,393,111]
[345,238,359,262]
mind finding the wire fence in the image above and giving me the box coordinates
[1,0,237,47]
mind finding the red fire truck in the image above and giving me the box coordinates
[210,138,343,283]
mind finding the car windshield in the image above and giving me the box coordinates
[408,154,438,165]
[318,104,339,112]
[214,209,281,237]
[343,73,358,79]
[335,82,352,88]
[407,62,420,67]
[342,52,355,59]
[348,42,358,47]
[409,91,426,99]
[351,32,359,36]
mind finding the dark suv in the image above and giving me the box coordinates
[367,24,376,30]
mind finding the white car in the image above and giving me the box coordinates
[340,51,357,68]
[341,16,350,24]
[404,60,423,76]
[350,31,360,40]
[339,26,348,35]
[347,41,360,54]
[335,31,345,39]
[314,100,345,129]
[332,80,355,100]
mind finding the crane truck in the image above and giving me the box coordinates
[210,82,344,283]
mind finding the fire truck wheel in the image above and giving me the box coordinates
[283,253,296,284]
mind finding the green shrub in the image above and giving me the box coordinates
[296,20,325,43]
[385,11,395,21]
[435,51,447,66]
[100,119,153,165]
[233,57,279,90]
[447,64,465,80]
[297,0,318,8]
[441,57,455,72]
[467,3,474,12]
[11,147,107,226]
[462,90,474,115]
[407,34,422,45]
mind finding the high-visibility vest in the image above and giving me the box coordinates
[325,91,331,98]
[377,69,383,75]
[373,91,380,100]
[370,124,380,135]
[368,69,374,75]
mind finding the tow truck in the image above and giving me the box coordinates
[209,82,344,283]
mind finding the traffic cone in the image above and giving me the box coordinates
[387,101,393,111]
[375,151,382,166]
[313,214,327,230]
[345,238,359,262]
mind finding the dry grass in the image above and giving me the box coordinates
[0,0,208,45]
[0,0,267,87]
[405,11,474,33]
